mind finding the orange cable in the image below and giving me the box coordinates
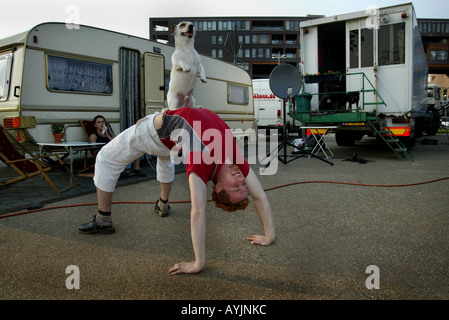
[1,177,448,219]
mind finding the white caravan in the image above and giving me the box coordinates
[0,23,254,145]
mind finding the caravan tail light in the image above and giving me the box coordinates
[277,110,281,118]
[3,117,22,128]
[3,116,36,128]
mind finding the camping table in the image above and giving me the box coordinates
[37,142,105,182]
[301,126,337,159]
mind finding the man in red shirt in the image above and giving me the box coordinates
[79,108,276,274]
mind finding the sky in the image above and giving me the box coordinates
[1,0,448,40]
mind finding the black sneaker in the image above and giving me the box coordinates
[78,216,116,234]
[154,200,170,217]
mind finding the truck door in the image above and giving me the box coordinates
[346,20,377,111]
[143,52,165,115]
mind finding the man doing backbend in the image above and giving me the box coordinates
[78,108,276,274]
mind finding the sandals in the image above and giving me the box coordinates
[154,200,170,217]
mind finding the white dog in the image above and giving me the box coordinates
[167,21,207,110]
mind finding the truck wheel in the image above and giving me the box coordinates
[426,112,440,136]
[335,132,355,146]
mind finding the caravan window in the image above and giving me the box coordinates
[228,84,249,105]
[379,23,406,66]
[0,52,13,101]
[47,55,113,94]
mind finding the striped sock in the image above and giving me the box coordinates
[96,210,112,227]
[158,198,169,211]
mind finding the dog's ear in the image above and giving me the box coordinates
[170,24,177,35]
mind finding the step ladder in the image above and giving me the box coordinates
[368,121,414,161]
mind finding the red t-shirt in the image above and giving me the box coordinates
[157,108,249,184]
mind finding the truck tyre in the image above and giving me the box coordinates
[335,132,356,146]
[426,111,440,136]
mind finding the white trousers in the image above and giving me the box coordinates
[94,113,174,193]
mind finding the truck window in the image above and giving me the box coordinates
[349,28,374,68]
[0,52,13,101]
[361,28,374,68]
[349,30,359,69]
[378,23,405,66]
[47,55,113,94]
[228,83,249,105]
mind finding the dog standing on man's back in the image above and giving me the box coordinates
[167,21,207,110]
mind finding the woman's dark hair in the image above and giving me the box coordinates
[93,115,106,123]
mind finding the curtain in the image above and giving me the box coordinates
[119,48,140,130]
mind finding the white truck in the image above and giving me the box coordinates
[293,3,433,158]
[0,22,255,145]
[253,78,300,135]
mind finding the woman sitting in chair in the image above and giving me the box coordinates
[90,115,146,177]
[89,115,115,144]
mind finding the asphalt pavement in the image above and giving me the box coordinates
[1,133,449,303]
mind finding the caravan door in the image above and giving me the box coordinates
[144,52,165,115]
[346,20,377,111]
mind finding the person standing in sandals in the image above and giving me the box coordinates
[78,107,275,275]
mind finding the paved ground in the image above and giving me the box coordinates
[1,133,449,303]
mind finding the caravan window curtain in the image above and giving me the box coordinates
[228,84,249,105]
[47,55,113,94]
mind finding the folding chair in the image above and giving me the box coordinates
[78,120,114,173]
[0,126,80,195]
[80,119,115,141]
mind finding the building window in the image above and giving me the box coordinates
[212,36,216,45]
[212,49,216,58]
[245,49,251,58]
[286,21,300,31]
[237,21,250,30]
[265,48,271,58]
[236,62,249,71]
[431,50,448,61]
[252,48,257,58]
[252,35,258,44]
[218,21,233,31]
[259,35,269,44]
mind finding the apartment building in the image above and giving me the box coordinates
[149,16,322,79]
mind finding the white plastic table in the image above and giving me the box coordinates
[38,141,105,182]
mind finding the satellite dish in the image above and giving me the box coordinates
[269,64,302,99]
